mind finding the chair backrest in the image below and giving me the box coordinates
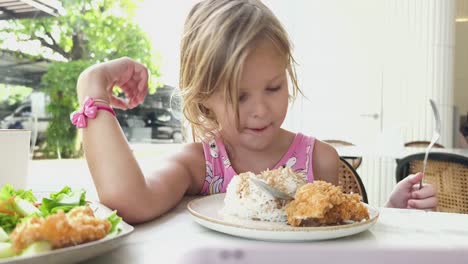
[396,153,468,214]
[404,141,445,148]
[338,157,368,203]
[324,139,362,170]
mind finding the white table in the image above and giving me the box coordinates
[25,158,468,263]
[86,197,468,263]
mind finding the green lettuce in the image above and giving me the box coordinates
[1,185,122,241]
[0,213,20,234]
[106,211,122,237]
[39,187,86,216]
[0,185,36,233]
[0,184,36,207]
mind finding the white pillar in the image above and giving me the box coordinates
[382,0,456,147]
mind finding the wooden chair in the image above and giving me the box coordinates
[396,153,468,214]
[404,141,445,148]
[338,157,368,203]
[324,140,362,170]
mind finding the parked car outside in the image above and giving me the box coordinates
[0,102,50,144]
[0,91,50,139]
[116,107,184,143]
[143,108,184,142]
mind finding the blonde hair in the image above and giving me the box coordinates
[179,0,300,141]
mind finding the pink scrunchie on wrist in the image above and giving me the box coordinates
[70,96,116,128]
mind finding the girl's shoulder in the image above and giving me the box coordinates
[293,132,337,166]
[312,139,338,161]
[310,137,340,185]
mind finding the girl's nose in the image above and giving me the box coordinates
[250,98,269,119]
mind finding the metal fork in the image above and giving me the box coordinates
[420,99,441,189]
[249,177,294,201]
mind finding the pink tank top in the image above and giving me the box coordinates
[200,133,316,195]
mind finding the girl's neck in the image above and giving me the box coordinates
[222,129,295,174]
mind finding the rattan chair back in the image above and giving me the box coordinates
[339,157,368,203]
[396,153,468,214]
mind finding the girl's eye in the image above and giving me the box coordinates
[267,86,281,92]
[239,93,248,102]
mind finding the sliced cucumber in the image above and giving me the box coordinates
[20,241,52,257]
[14,197,40,216]
[0,227,8,242]
[0,242,14,258]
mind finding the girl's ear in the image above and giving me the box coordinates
[201,97,213,110]
[199,101,211,116]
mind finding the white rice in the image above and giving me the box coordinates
[221,168,306,222]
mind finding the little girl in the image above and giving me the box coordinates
[74,0,437,223]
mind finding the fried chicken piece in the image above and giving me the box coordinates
[319,193,370,225]
[9,217,43,252]
[285,181,369,227]
[10,206,111,253]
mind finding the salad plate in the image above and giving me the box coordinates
[0,186,133,264]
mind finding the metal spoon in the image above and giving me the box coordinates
[249,177,294,201]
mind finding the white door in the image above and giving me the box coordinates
[265,0,383,146]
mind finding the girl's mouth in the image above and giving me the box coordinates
[247,124,271,133]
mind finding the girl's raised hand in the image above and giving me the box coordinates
[386,172,438,210]
[78,57,149,110]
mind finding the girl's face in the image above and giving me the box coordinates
[205,38,289,151]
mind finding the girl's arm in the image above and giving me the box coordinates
[385,172,437,209]
[77,58,205,224]
[312,140,339,185]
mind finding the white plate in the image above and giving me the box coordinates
[0,201,134,264]
[187,193,379,241]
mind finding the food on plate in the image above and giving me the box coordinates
[0,184,122,259]
[285,181,369,227]
[221,167,369,226]
[221,167,306,222]
[10,206,111,253]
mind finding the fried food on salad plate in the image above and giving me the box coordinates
[285,181,369,227]
[10,206,111,253]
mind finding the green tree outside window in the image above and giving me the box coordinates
[1,0,161,158]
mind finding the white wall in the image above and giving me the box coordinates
[264,0,384,146]
[381,0,455,147]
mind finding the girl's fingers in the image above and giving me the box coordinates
[137,79,145,93]
[411,184,436,199]
[137,81,148,102]
[138,90,147,103]
[394,173,423,196]
[125,84,137,98]
[114,62,133,87]
[126,92,140,109]
[401,172,423,188]
[107,60,149,110]
[127,86,140,106]
[122,79,139,92]
[408,197,438,210]
[139,68,149,92]
[110,96,129,110]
